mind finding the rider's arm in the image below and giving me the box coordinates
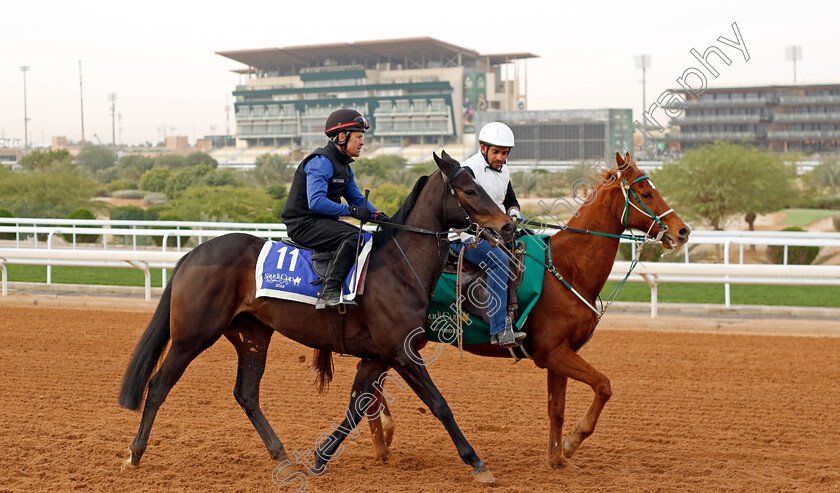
[344,167,377,211]
[305,156,351,217]
[502,182,520,215]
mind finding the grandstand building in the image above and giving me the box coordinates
[475,109,634,165]
[664,83,840,153]
[216,37,535,161]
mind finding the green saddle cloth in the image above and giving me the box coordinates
[426,234,548,345]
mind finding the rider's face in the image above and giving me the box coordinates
[482,144,510,169]
[343,131,365,158]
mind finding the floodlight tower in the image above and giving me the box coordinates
[20,66,30,155]
[635,54,651,150]
[109,93,117,151]
[785,45,802,84]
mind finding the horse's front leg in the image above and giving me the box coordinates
[542,345,612,462]
[391,355,495,483]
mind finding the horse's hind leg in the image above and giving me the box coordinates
[224,316,287,461]
[546,370,572,469]
[313,358,390,472]
[544,346,611,463]
[366,384,394,461]
[126,339,214,467]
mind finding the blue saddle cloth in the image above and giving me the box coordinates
[255,233,373,304]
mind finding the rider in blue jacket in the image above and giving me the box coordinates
[282,109,388,309]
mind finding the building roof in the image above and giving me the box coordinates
[482,52,540,65]
[217,37,537,72]
[668,82,840,93]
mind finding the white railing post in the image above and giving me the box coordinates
[640,273,658,318]
[724,239,731,307]
[128,260,152,301]
[47,229,56,285]
[1,262,7,296]
[161,232,171,287]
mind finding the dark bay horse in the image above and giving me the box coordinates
[119,151,514,483]
[364,152,691,469]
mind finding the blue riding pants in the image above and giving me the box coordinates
[450,239,510,336]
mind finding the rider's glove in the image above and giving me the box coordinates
[349,205,372,222]
[508,209,523,222]
[372,210,390,222]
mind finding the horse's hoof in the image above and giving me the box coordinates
[270,450,288,462]
[373,449,390,463]
[548,457,579,471]
[562,438,577,458]
[472,463,495,483]
[120,457,138,472]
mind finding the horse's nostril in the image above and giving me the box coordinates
[679,227,689,239]
[502,223,515,234]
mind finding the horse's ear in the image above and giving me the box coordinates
[615,152,624,167]
[435,150,457,176]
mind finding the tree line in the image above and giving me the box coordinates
[1,142,839,234]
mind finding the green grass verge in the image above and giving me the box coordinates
[600,281,840,307]
[6,264,172,288]
[779,208,839,226]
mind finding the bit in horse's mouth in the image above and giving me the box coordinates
[480,228,503,246]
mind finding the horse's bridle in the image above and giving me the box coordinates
[616,170,674,243]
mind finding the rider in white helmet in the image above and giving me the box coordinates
[450,121,525,348]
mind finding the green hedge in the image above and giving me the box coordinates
[0,208,14,240]
[61,208,100,244]
[766,226,819,265]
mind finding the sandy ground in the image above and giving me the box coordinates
[1,298,839,492]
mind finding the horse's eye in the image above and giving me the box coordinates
[464,189,477,196]
[641,192,652,199]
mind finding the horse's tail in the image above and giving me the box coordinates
[312,349,334,394]
[118,256,186,410]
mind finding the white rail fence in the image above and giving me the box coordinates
[1,219,839,314]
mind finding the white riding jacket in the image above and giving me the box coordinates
[449,151,513,242]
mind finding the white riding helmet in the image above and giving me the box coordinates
[478,122,515,148]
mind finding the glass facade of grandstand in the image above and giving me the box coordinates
[665,84,840,153]
[216,38,535,153]
[476,109,634,164]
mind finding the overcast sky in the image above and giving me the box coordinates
[2,0,838,147]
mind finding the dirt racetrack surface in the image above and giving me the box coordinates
[1,298,839,492]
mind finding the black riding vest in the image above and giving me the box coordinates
[281,143,354,224]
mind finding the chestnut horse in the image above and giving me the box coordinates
[119,152,514,483]
[364,152,691,469]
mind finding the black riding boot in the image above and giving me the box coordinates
[315,237,360,310]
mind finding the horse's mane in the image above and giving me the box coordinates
[371,174,431,249]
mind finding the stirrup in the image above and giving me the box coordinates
[327,297,357,308]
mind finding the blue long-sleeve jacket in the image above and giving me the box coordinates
[304,155,376,217]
